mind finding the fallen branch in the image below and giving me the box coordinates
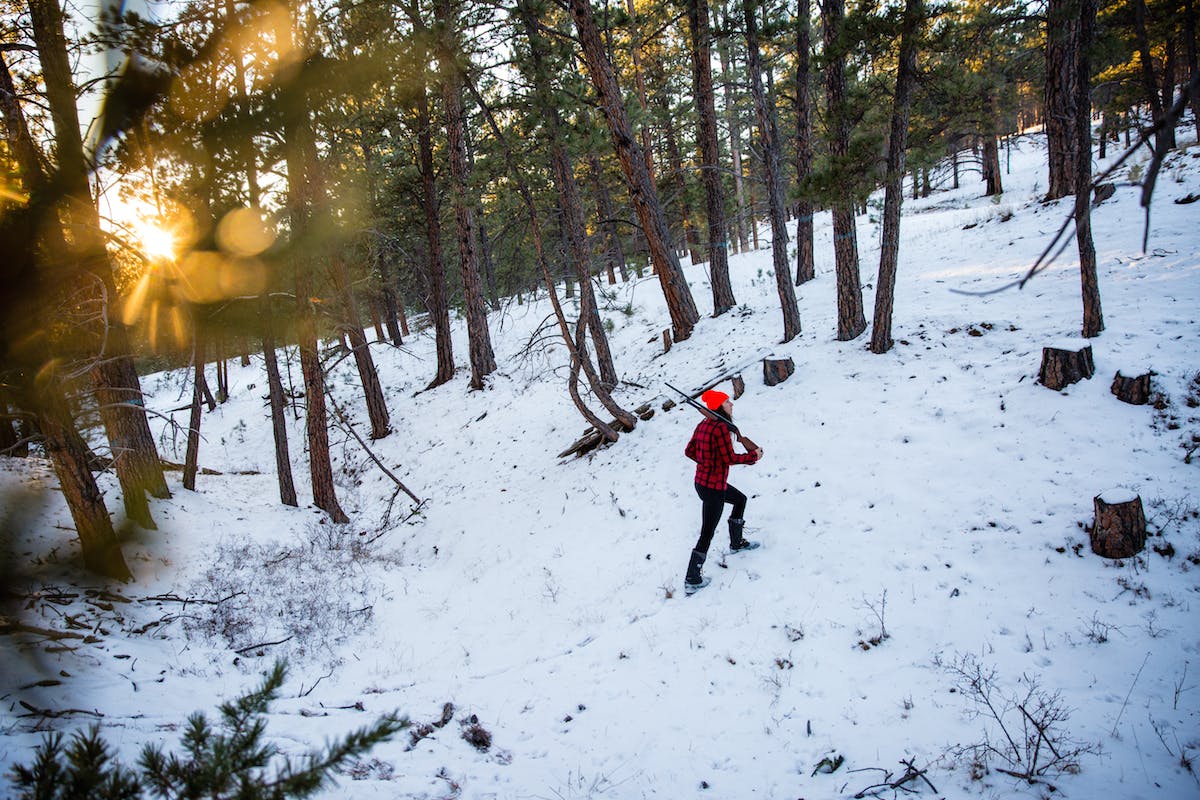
[139,591,246,606]
[325,389,422,506]
[0,621,86,641]
[159,459,225,475]
[852,759,937,798]
[234,635,294,655]
[18,701,103,719]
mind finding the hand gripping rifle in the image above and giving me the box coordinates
[665,382,760,453]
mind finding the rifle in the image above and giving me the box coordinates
[665,382,760,453]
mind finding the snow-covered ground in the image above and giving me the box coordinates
[3,127,1199,800]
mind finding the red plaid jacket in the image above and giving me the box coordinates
[685,417,758,490]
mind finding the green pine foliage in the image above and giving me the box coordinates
[9,662,407,800]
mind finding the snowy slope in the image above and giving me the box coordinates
[2,128,1199,800]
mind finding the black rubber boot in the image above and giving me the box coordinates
[729,518,760,552]
[684,549,710,594]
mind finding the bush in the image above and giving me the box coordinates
[8,662,407,800]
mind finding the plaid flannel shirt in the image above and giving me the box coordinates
[685,417,757,490]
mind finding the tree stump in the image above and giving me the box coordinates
[662,329,672,354]
[731,374,746,400]
[1092,183,1116,206]
[763,357,795,387]
[1091,491,1146,558]
[1038,344,1094,390]
[1111,370,1152,405]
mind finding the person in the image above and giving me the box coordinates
[682,389,764,595]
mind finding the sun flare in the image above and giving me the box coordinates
[134,219,179,261]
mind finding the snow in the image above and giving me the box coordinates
[3,127,1200,800]
[1097,489,1141,506]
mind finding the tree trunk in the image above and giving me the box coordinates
[478,214,500,308]
[1186,0,1200,139]
[570,0,701,342]
[413,13,455,390]
[1161,39,1178,151]
[1045,0,1080,200]
[38,378,133,580]
[794,0,816,286]
[436,0,496,390]
[231,31,296,506]
[982,131,1003,195]
[260,298,298,507]
[822,0,867,341]
[295,282,348,524]
[470,73,636,434]
[871,0,923,355]
[183,331,204,491]
[381,279,404,346]
[587,151,629,283]
[0,398,22,456]
[368,299,385,343]
[28,0,170,524]
[283,17,348,525]
[654,82,702,265]
[214,337,229,404]
[1,44,131,576]
[687,0,736,315]
[198,358,216,411]
[333,257,391,438]
[718,0,749,254]
[1075,0,1104,339]
[745,0,800,342]
[624,0,658,190]
[1134,0,1171,154]
[517,2,619,391]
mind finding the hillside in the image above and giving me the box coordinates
[2,129,1199,800]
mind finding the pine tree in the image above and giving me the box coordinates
[686,0,738,315]
[9,662,406,800]
[569,0,701,342]
[744,0,801,342]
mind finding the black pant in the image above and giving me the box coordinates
[693,483,747,555]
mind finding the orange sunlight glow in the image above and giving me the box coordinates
[133,218,179,262]
[116,201,277,352]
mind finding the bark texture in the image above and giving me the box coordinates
[517,1,619,390]
[413,11,455,389]
[260,299,298,506]
[687,0,736,316]
[1111,371,1152,405]
[822,0,866,341]
[745,0,800,342]
[28,0,170,527]
[1075,0,1104,339]
[1091,494,1146,558]
[570,0,700,341]
[1039,344,1095,390]
[1045,0,1080,200]
[333,258,391,438]
[437,0,496,390]
[793,0,816,285]
[871,0,922,355]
